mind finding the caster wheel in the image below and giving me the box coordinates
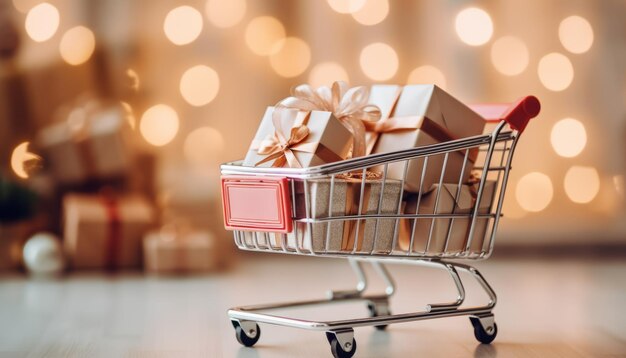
[232,321,261,347]
[367,303,389,330]
[470,317,497,344]
[329,337,357,358]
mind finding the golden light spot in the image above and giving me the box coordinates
[455,7,493,46]
[179,65,220,107]
[559,16,594,54]
[120,101,136,130]
[515,172,553,212]
[163,6,203,46]
[550,118,587,158]
[538,53,574,91]
[205,0,246,28]
[25,3,59,42]
[308,62,349,88]
[269,37,311,78]
[326,0,366,14]
[11,142,42,179]
[359,42,398,81]
[140,104,179,146]
[490,36,529,76]
[407,65,447,89]
[613,175,624,197]
[245,16,286,56]
[12,0,39,13]
[564,166,600,204]
[351,0,389,26]
[126,69,140,91]
[59,26,96,66]
[184,126,224,166]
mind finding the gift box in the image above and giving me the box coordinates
[63,193,155,269]
[398,181,497,255]
[143,228,216,274]
[367,85,485,192]
[263,177,402,254]
[243,107,353,168]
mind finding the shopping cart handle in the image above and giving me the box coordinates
[470,95,540,133]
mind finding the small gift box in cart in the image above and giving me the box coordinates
[221,83,540,358]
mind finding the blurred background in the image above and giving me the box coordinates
[1,0,626,275]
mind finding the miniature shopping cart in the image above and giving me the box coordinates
[220,96,540,357]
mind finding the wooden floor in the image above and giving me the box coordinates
[1,253,625,357]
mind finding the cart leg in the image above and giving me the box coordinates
[469,313,498,344]
[427,262,466,311]
[326,328,357,358]
[366,298,391,330]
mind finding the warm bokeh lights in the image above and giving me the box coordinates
[59,26,96,66]
[516,172,553,212]
[559,15,594,54]
[359,42,399,81]
[564,166,600,203]
[614,175,624,197]
[140,104,179,146]
[351,0,389,26]
[308,62,349,88]
[455,7,493,46]
[269,37,311,78]
[244,16,286,56]
[326,0,366,14]
[179,65,220,107]
[490,36,529,76]
[538,53,574,91]
[407,65,447,89]
[205,0,246,28]
[184,126,224,166]
[550,118,587,158]
[10,142,41,179]
[163,6,203,46]
[126,69,140,91]
[24,2,59,42]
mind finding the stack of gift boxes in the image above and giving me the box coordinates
[238,83,497,256]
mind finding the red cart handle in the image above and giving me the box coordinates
[469,95,540,133]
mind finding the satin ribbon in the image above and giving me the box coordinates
[100,191,121,271]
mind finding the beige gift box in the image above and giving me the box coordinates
[399,181,497,255]
[243,107,353,168]
[63,194,155,269]
[143,230,216,274]
[368,85,485,193]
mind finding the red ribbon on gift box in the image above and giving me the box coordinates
[100,190,121,271]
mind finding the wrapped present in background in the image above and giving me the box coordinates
[63,192,155,270]
[399,180,497,255]
[143,224,216,274]
[367,85,485,192]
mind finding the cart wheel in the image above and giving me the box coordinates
[469,317,497,344]
[232,321,261,347]
[367,303,390,330]
[329,337,357,358]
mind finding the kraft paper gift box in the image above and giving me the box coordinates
[398,181,497,255]
[243,107,353,168]
[367,85,485,193]
[143,229,217,274]
[276,177,402,254]
[63,193,155,269]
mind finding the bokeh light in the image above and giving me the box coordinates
[10,142,41,179]
[613,175,624,197]
[12,0,40,13]
[564,166,600,204]
[559,15,594,54]
[184,126,224,166]
[126,69,140,91]
[179,65,220,107]
[351,0,389,26]
[269,37,311,78]
[516,172,553,212]
[25,2,59,42]
[245,16,286,56]
[490,36,529,76]
[407,65,447,89]
[327,0,366,14]
[359,42,399,81]
[205,0,246,28]
[308,62,349,88]
[550,118,587,158]
[163,6,203,46]
[455,7,493,46]
[119,101,136,130]
[538,53,574,91]
[59,26,96,66]
[140,104,179,146]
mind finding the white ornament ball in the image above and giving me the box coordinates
[23,232,65,276]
